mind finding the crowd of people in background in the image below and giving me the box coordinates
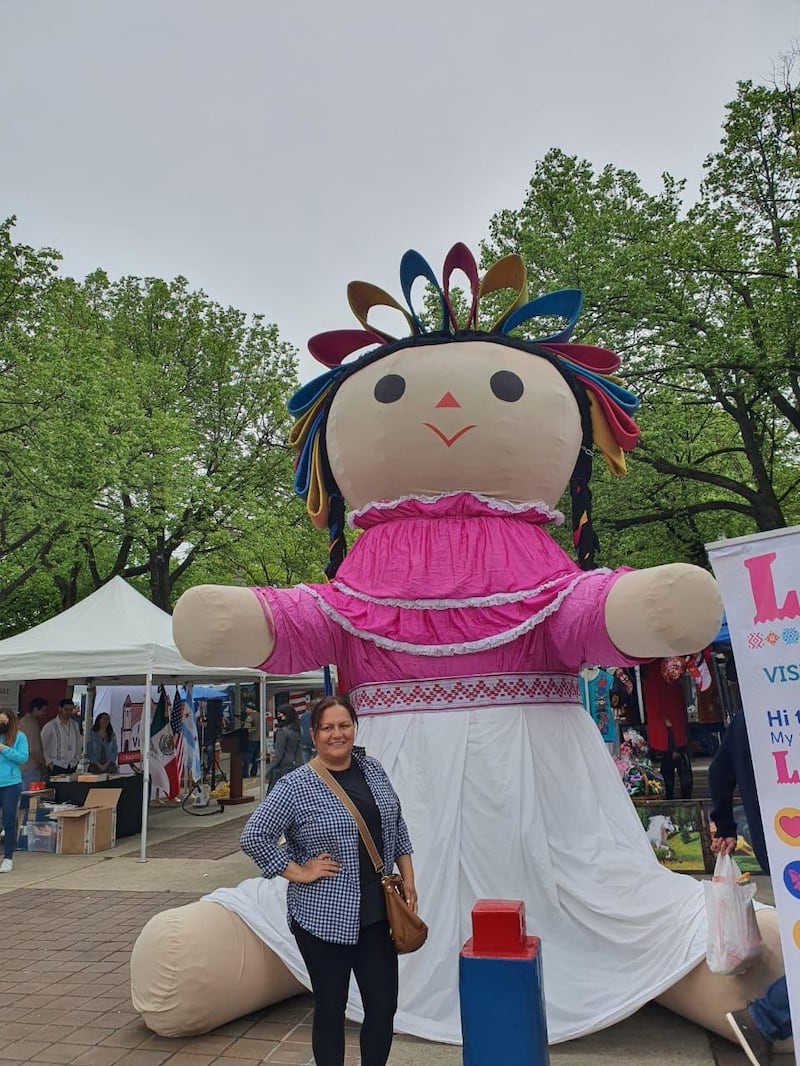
[0,695,93,872]
[1,689,316,872]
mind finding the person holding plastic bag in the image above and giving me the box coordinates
[709,711,792,1064]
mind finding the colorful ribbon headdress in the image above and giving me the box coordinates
[289,243,640,571]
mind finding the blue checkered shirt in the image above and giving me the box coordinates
[240,747,413,944]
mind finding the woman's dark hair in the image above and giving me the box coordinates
[0,708,19,745]
[275,704,300,733]
[310,694,358,734]
[313,334,600,576]
[92,713,113,740]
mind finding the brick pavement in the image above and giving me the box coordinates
[0,881,783,1066]
[140,816,251,860]
[0,889,356,1066]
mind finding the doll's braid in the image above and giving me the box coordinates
[570,424,599,571]
[325,492,347,580]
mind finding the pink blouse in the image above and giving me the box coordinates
[253,493,642,691]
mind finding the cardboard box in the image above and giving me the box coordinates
[52,788,122,855]
[19,788,56,818]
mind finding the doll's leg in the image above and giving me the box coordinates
[131,901,305,1036]
[655,907,793,1055]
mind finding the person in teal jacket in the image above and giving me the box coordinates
[0,709,29,873]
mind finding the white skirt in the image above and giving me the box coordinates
[208,699,707,1044]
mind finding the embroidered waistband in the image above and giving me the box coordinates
[349,673,581,716]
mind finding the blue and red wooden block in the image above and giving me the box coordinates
[459,899,549,1065]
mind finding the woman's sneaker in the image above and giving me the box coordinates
[726,1009,772,1065]
[0,858,12,873]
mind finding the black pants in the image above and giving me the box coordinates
[0,784,21,860]
[292,919,398,1066]
[658,748,693,800]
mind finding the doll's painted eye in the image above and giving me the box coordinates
[490,370,524,402]
[374,374,406,404]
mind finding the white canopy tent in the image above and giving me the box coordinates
[0,576,327,858]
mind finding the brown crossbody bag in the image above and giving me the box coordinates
[310,758,428,954]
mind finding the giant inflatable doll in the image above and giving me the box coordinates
[132,245,788,1046]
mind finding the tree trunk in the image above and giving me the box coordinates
[149,535,172,611]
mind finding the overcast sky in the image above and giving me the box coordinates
[2,0,798,381]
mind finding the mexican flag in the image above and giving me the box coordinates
[149,686,180,799]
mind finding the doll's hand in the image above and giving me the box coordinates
[173,585,276,667]
[605,564,722,659]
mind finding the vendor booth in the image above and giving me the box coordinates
[51,775,144,838]
[0,576,326,858]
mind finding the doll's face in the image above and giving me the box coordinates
[326,340,583,509]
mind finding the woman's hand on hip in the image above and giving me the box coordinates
[299,853,340,883]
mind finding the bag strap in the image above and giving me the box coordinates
[310,757,385,875]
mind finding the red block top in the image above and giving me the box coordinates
[466,899,532,956]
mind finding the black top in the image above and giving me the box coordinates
[708,712,769,874]
[329,761,386,927]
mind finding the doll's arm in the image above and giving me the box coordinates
[173,585,275,667]
[173,584,337,672]
[604,563,723,659]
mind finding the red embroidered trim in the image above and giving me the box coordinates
[349,672,580,716]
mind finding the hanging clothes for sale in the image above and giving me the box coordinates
[580,667,618,745]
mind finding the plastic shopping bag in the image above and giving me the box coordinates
[704,852,764,975]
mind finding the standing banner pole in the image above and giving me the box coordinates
[634,665,646,725]
[138,671,153,863]
[259,676,267,801]
[707,525,800,1057]
[82,682,96,760]
[184,682,194,793]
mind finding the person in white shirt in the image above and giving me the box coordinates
[41,699,82,776]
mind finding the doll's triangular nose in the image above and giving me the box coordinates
[436,391,461,409]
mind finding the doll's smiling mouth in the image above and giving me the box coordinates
[422,423,477,448]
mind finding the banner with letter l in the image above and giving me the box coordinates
[708,525,800,1054]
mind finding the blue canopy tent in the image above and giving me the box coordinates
[191,685,231,702]
[713,614,730,645]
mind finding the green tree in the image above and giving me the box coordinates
[0,248,318,628]
[68,271,305,609]
[0,220,99,619]
[484,61,800,563]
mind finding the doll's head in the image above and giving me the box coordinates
[290,244,639,576]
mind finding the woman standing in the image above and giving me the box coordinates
[0,710,29,873]
[241,695,416,1066]
[266,705,302,791]
[87,713,119,774]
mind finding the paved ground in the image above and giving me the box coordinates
[142,813,251,859]
[0,788,792,1065]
